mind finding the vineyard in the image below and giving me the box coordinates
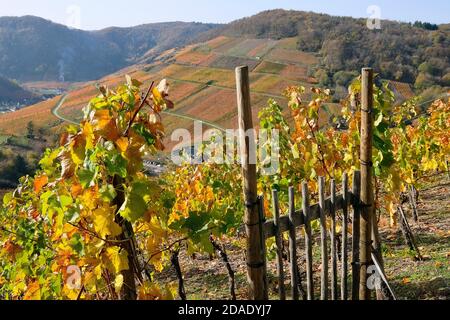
[0,64,448,301]
[0,35,341,143]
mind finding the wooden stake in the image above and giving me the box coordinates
[352,171,361,300]
[359,68,374,300]
[408,185,419,223]
[302,182,314,300]
[330,179,338,299]
[273,190,286,300]
[288,186,299,300]
[236,66,267,300]
[341,173,349,300]
[318,177,328,300]
[398,205,423,260]
[257,196,268,297]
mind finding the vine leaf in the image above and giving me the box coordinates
[24,281,41,300]
[103,246,129,274]
[93,206,121,239]
[118,179,154,222]
[34,175,48,193]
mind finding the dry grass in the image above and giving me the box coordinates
[280,65,310,82]
[250,74,308,96]
[254,61,286,75]
[247,40,277,58]
[206,36,235,50]
[212,37,245,54]
[381,179,450,300]
[175,50,217,67]
[267,48,319,66]
[176,87,236,122]
[161,64,235,88]
[225,39,270,57]
[276,37,298,50]
[0,96,61,135]
[208,55,260,71]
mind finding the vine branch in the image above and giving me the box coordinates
[124,81,155,137]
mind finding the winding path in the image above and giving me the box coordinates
[51,92,227,132]
[162,110,226,133]
[51,94,78,125]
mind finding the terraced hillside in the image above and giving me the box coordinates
[1,9,445,147]
[0,35,358,150]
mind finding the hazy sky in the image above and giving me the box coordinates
[1,0,449,30]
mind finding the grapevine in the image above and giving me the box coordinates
[0,77,176,300]
[0,73,448,300]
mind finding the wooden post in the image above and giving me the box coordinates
[359,68,374,300]
[351,171,361,300]
[288,186,299,300]
[372,196,385,300]
[341,173,349,300]
[302,182,314,300]
[408,185,418,223]
[257,196,268,297]
[272,190,286,300]
[236,66,267,300]
[330,179,338,300]
[398,205,422,260]
[318,177,328,300]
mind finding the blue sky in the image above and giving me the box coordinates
[1,0,449,30]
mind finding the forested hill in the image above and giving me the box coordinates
[0,16,219,82]
[203,9,449,90]
[0,76,36,104]
[0,11,448,90]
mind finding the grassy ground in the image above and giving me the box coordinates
[0,135,9,145]
[382,178,450,300]
[254,61,286,75]
[157,177,449,300]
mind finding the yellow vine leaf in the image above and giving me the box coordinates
[62,286,80,300]
[93,206,122,239]
[91,109,111,130]
[388,201,397,227]
[79,186,99,211]
[147,237,163,272]
[138,283,174,300]
[82,121,94,150]
[24,281,41,300]
[83,270,98,293]
[115,137,129,153]
[103,246,129,274]
[114,274,124,294]
[152,87,164,107]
